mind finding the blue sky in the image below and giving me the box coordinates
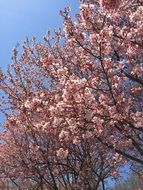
[0,0,79,71]
[0,0,79,124]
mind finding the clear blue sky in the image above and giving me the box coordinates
[0,0,79,71]
[0,0,79,124]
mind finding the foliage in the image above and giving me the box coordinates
[0,0,142,189]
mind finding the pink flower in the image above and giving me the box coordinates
[73,136,80,144]
[59,130,69,141]
[24,98,41,109]
[56,148,68,158]
[100,0,121,10]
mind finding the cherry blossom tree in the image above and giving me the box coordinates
[0,0,142,189]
